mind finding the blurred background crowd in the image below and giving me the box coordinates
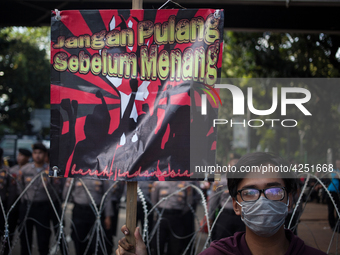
[1,12,340,254]
[0,141,336,255]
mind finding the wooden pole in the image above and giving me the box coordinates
[125,1,142,252]
[132,0,143,9]
[126,181,138,251]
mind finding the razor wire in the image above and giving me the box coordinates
[145,183,210,255]
[136,185,153,255]
[0,172,339,254]
[0,171,120,255]
[1,170,41,255]
[283,172,340,254]
[287,173,311,230]
[307,173,340,254]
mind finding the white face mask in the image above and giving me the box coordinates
[236,196,289,237]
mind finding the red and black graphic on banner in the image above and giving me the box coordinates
[50,9,224,181]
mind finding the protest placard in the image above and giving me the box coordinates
[50,8,224,181]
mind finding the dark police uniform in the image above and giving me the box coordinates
[209,178,245,241]
[18,162,52,255]
[105,181,125,254]
[0,164,17,255]
[7,148,31,254]
[151,181,193,255]
[63,178,112,255]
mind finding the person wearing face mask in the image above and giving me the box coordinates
[115,152,327,255]
[199,152,326,255]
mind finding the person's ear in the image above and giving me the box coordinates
[233,197,241,216]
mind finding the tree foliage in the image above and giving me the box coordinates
[217,31,340,164]
[0,27,50,135]
[1,27,340,164]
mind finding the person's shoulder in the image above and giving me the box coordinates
[9,164,20,177]
[199,232,246,255]
[9,164,19,171]
[199,246,225,255]
[303,245,327,255]
[286,230,327,255]
[20,162,34,172]
[0,165,9,173]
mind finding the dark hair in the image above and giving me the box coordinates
[32,143,47,152]
[18,148,32,157]
[230,152,241,160]
[227,152,298,198]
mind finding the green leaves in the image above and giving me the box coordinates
[0,27,49,135]
[217,32,340,164]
